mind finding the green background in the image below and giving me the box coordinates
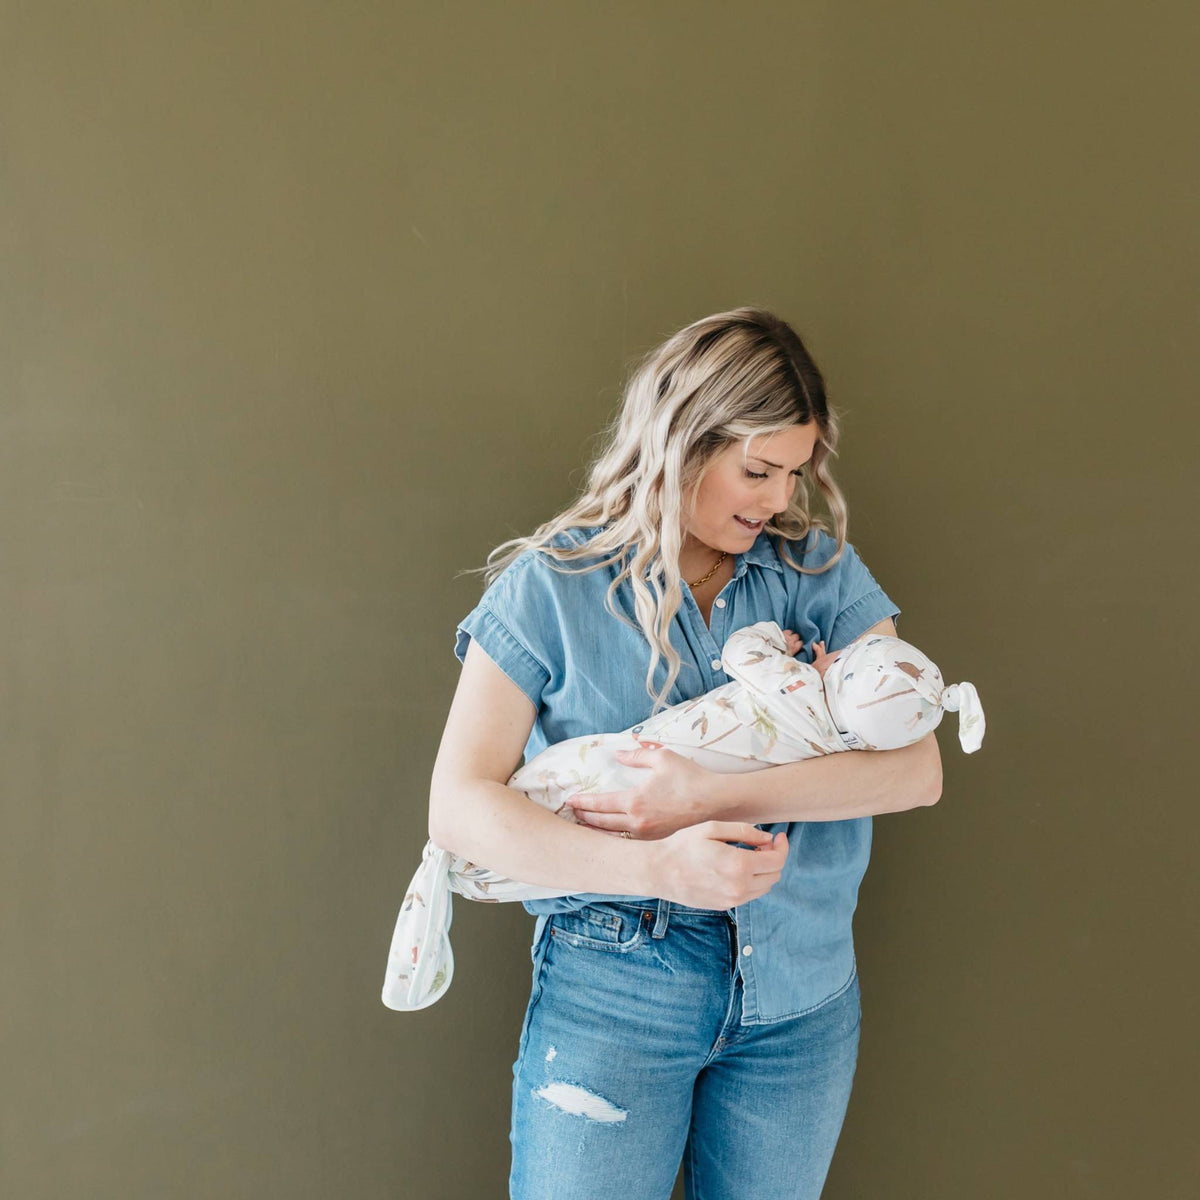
[2,2,1195,1197]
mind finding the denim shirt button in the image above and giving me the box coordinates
[710,657,722,670]
[742,944,753,956]
[714,598,726,608]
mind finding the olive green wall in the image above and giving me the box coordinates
[2,2,1195,1197]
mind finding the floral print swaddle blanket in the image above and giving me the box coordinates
[382,620,985,1011]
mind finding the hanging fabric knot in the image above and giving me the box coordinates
[941,680,985,754]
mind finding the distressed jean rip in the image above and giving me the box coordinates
[532,1081,628,1124]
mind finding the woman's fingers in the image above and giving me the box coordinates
[565,790,624,813]
[614,747,659,765]
[704,821,780,845]
[751,832,789,871]
[571,809,626,831]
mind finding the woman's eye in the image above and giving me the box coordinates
[744,469,804,481]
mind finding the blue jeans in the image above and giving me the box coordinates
[509,899,861,1200]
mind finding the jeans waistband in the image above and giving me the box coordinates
[602,898,737,938]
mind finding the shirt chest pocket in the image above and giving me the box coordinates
[549,907,648,953]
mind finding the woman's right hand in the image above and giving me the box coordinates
[649,822,788,910]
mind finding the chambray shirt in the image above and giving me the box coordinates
[453,524,901,1024]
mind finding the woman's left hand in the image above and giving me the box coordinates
[564,746,716,840]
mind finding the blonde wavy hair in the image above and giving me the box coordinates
[464,305,852,715]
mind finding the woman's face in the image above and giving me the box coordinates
[682,424,821,556]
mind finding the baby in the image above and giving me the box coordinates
[383,621,985,1011]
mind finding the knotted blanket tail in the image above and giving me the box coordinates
[381,844,455,1011]
[942,680,986,753]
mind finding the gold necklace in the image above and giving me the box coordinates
[687,551,728,589]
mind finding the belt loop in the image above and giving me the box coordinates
[651,898,670,938]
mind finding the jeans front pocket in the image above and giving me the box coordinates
[549,904,648,953]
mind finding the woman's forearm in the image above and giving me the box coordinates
[705,732,943,823]
[429,779,659,895]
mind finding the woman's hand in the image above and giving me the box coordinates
[652,823,789,909]
[564,746,716,840]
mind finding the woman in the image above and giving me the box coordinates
[427,307,942,1200]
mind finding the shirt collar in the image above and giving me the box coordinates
[585,524,786,577]
[735,530,785,577]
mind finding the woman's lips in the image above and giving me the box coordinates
[734,515,763,530]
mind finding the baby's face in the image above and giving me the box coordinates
[809,644,843,679]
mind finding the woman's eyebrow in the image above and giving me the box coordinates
[749,456,808,470]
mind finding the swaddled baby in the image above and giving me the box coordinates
[382,621,985,1011]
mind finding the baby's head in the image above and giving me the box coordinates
[720,620,984,755]
[821,633,985,754]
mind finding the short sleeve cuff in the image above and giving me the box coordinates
[454,603,550,710]
[828,589,901,653]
